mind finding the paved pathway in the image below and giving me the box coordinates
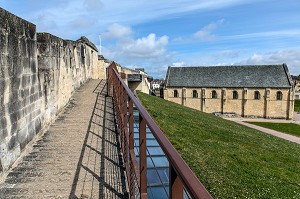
[226,117,300,145]
[0,79,128,199]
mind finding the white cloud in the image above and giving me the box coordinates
[193,19,224,41]
[101,23,169,58]
[238,48,300,75]
[222,29,300,40]
[102,23,133,39]
[172,62,186,67]
[120,34,168,58]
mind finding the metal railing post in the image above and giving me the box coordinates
[129,98,134,151]
[128,98,134,198]
[170,165,184,199]
[139,114,147,199]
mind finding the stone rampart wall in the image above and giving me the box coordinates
[0,8,101,174]
[37,33,98,124]
[0,8,41,172]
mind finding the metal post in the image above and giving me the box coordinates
[170,165,183,199]
[129,98,134,151]
[139,114,147,199]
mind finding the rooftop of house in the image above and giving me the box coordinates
[165,64,293,88]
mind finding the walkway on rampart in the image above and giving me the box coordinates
[0,80,128,199]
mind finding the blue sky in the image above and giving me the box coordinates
[1,0,300,78]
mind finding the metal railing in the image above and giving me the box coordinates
[107,62,212,199]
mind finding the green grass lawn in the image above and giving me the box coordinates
[295,99,300,112]
[248,122,300,137]
[136,92,300,198]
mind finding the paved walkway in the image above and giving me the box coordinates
[0,79,128,199]
[226,117,300,145]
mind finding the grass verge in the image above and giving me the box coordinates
[248,122,300,137]
[295,99,300,112]
[137,91,300,198]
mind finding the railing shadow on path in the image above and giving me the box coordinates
[69,79,129,199]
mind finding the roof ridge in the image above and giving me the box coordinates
[170,64,284,68]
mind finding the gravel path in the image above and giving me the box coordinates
[0,79,128,199]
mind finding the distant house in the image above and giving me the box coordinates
[152,83,160,89]
[292,77,300,99]
[164,64,294,119]
[116,66,150,94]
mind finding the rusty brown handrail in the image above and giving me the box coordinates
[107,62,213,199]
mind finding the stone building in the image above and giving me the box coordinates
[292,76,300,99]
[116,66,151,94]
[164,64,294,119]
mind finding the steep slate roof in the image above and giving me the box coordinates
[165,64,293,88]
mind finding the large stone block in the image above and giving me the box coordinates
[20,57,30,73]
[31,73,39,85]
[12,56,22,77]
[21,75,31,88]
[0,33,7,55]
[0,54,7,70]
[7,35,19,56]
[27,120,36,142]
[34,117,42,133]
[30,58,37,74]
[19,38,28,57]
[8,135,17,150]
[0,117,7,131]
[17,127,28,150]
[0,78,4,95]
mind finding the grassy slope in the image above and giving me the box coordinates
[248,122,300,137]
[295,99,300,112]
[137,92,300,198]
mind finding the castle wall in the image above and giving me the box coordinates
[37,33,98,124]
[0,8,41,172]
[0,8,101,173]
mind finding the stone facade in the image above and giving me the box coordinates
[117,66,150,94]
[0,8,105,173]
[164,65,294,119]
[294,80,300,99]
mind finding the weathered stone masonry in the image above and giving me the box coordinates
[37,33,99,124]
[0,8,104,173]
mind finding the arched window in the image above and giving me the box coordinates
[276,91,283,100]
[212,90,217,99]
[174,90,178,98]
[233,91,238,99]
[254,91,260,100]
[192,90,198,98]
